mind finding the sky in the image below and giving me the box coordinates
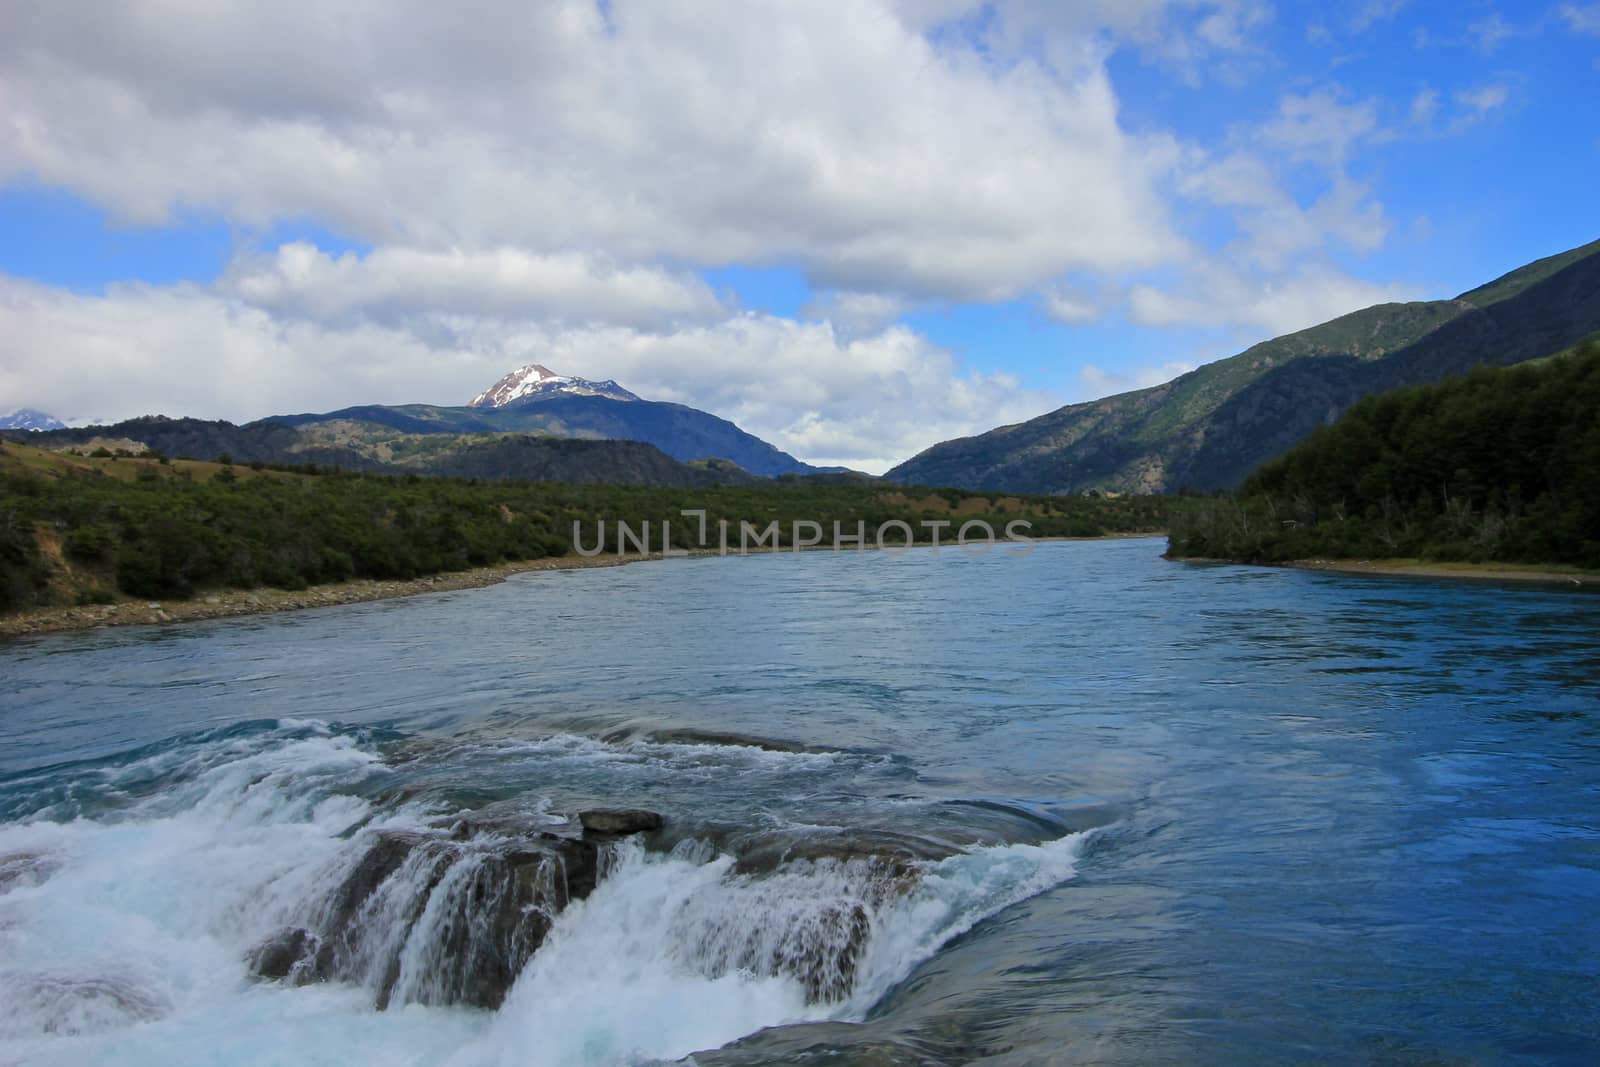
[1,1,1597,473]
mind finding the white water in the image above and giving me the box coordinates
[0,725,1088,1066]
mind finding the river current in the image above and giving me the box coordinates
[1,538,1596,1065]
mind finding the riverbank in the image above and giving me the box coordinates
[1,533,1165,638]
[0,554,631,638]
[1168,554,1599,587]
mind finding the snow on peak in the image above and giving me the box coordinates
[0,408,67,432]
[468,364,639,408]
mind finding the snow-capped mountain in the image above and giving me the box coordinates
[468,364,639,408]
[0,408,67,432]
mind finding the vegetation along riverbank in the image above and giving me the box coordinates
[0,440,1173,635]
[1167,341,1600,577]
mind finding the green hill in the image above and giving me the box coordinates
[887,238,1600,494]
[7,417,767,488]
[1167,341,1600,568]
[0,442,1171,612]
[266,393,821,477]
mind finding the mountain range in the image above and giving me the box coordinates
[887,238,1600,494]
[7,415,769,488]
[0,409,66,432]
[4,366,831,487]
[11,239,1598,494]
[267,365,820,478]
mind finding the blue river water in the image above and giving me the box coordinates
[1,537,1597,1065]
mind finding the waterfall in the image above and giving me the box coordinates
[0,721,1089,1066]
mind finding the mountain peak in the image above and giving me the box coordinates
[468,365,639,408]
[0,408,67,432]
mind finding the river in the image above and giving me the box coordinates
[2,538,1596,1065]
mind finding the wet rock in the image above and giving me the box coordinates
[249,827,601,1011]
[684,842,898,1005]
[424,841,597,1008]
[0,849,63,893]
[579,808,663,836]
[730,829,955,879]
[2,972,172,1035]
[327,831,425,928]
[248,927,321,980]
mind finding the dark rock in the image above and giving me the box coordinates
[730,829,954,879]
[579,808,663,836]
[248,826,602,1011]
[325,830,426,930]
[0,849,62,893]
[248,927,320,981]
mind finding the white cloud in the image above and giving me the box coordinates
[0,273,1052,473]
[1042,288,1104,325]
[1178,152,1389,270]
[892,0,1272,81]
[223,243,724,329]
[0,0,1440,466]
[1349,0,1408,32]
[1562,3,1600,35]
[1455,83,1510,116]
[1257,89,1382,165]
[1079,360,1194,396]
[1127,266,1420,336]
[0,0,1185,303]
[559,316,1057,470]
[1467,13,1528,54]
[1404,82,1511,138]
[799,291,911,341]
[1408,87,1441,127]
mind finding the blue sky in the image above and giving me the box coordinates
[1,0,1597,470]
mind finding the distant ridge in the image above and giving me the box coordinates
[0,408,66,432]
[4,415,762,488]
[887,238,1600,494]
[267,364,824,478]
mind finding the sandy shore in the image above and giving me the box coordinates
[1169,554,1598,587]
[0,553,649,639]
[2,532,1166,639]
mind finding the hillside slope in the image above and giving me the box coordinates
[887,238,1600,494]
[1167,341,1600,568]
[4,417,758,487]
[269,394,817,477]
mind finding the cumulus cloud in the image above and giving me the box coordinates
[799,291,910,341]
[544,317,1057,470]
[1257,89,1383,165]
[0,0,1183,303]
[223,243,725,329]
[1079,360,1194,396]
[1179,154,1389,270]
[0,0,1438,468]
[892,0,1272,79]
[1127,266,1420,336]
[1041,288,1104,325]
[0,273,1051,473]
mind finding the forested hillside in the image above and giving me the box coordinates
[0,444,1171,612]
[888,238,1600,494]
[7,418,765,487]
[1167,341,1600,568]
